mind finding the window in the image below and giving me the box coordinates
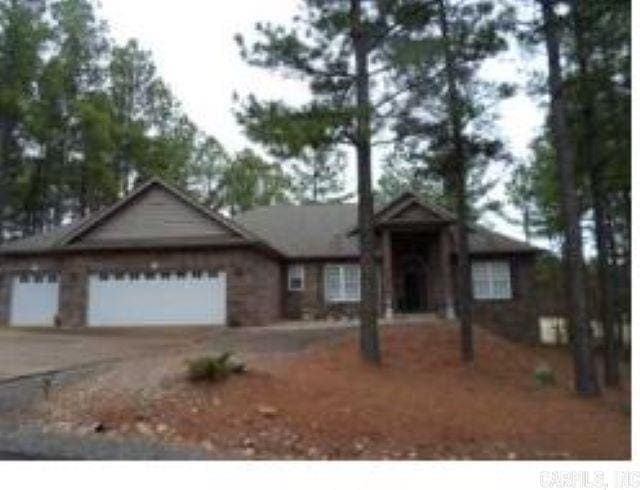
[472,261,512,300]
[288,264,304,291]
[325,264,360,302]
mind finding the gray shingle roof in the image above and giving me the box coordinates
[235,203,361,258]
[236,203,539,258]
[465,226,540,255]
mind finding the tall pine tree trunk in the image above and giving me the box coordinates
[572,0,619,386]
[540,0,598,395]
[437,0,473,363]
[0,119,9,242]
[351,0,380,364]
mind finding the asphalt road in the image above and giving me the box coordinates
[0,451,43,460]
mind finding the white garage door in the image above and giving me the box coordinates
[87,270,226,327]
[10,273,60,327]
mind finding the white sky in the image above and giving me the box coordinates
[97,0,546,242]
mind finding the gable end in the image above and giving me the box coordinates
[74,186,236,243]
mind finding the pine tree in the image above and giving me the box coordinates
[109,39,158,195]
[290,147,351,204]
[539,0,598,395]
[234,0,426,363]
[221,149,289,216]
[381,0,514,362]
[0,0,49,238]
[570,0,619,386]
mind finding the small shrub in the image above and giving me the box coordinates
[186,352,245,383]
[533,364,556,386]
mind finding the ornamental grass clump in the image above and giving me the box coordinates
[186,352,245,383]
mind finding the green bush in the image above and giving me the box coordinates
[186,352,245,383]
[533,364,556,386]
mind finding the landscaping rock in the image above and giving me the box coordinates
[135,422,154,437]
[52,421,73,433]
[256,405,279,418]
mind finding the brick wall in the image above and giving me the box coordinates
[0,271,9,326]
[0,247,282,327]
[284,259,387,321]
[284,260,359,320]
[467,254,539,342]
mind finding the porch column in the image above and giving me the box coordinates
[440,227,456,319]
[382,228,394,319]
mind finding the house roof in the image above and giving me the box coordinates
[460,226,540,255]
[235,203,361,258]
[236,200,539,258]
[374,191,457,224]
[0,179,539,258]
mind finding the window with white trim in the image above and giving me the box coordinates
[472,260,512,300]
[287,264,304,291]
[325,264,361,302]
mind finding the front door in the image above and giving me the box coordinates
[399,255,426,312]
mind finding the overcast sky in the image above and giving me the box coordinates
[97,0,546,241]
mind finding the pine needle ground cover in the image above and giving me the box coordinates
[43,325,629,460]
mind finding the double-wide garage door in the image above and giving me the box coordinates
[87,270,227,327]
[8,270,226,327]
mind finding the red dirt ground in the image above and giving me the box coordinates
[45,325,630,460]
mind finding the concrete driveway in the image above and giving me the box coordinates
[0,325,346,381]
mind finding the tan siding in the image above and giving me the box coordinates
[80,188,233,242]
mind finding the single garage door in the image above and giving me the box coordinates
[10,273,60,327]
[87,270,226,327]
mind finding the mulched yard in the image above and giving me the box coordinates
[42,325,630,460]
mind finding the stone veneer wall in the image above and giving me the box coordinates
[0,247,282,327]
